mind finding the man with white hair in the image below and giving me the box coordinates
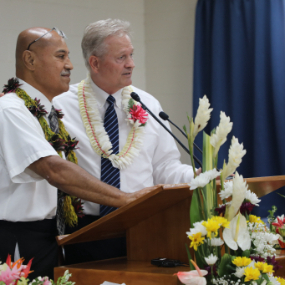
[0,26,151,279]
[53,19,195,264]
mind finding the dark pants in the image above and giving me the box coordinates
[64,215,126,265]
[0,219,58,281]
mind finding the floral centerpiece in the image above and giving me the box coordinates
[176,96,285,285]
[268,206,285,249]
[0,255,75,285]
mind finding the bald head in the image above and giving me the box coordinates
[15,27,73,101]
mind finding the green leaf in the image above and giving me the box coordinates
[202,131,216,220]
[185,243,194,270]
[128,98,135,110]
[218,254,234,277]
[241,250,250,258]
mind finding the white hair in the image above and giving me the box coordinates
[81,19,132,70]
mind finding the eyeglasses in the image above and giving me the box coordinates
[26,27,66,50]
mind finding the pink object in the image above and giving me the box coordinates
[129,104,148,124]
[174,260,208,285]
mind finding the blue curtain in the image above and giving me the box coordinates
[193,0,285,218]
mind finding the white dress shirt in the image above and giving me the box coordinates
[53,80,194,216]
[0,79,58,222]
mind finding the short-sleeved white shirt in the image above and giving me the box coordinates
[0,79,58,222]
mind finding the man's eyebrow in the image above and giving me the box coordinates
[56,49,69,54]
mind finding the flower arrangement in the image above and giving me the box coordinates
[268,206,285,249]
[176,95,285,285]
[0,255,75,285]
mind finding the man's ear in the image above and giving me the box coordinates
[22,50,36,71]
[89,55,100,73]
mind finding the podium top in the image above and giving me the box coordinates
[57,175,285,246]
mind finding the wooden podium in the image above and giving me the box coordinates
[54,176,285,285]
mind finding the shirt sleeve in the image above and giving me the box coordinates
[0,103,58,183]
[151,102,195,185]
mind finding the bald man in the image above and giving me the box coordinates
[0,27,151,279]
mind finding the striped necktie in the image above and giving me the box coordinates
[100,95,120,216]
[48,106,65,235]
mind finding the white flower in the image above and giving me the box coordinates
[245,190,261,206]
[270,276,281,285]
[189,169,220,190]
[205,254,218,265]
[234,267,245,278]
[206,237,224,246]
[222,136,246,180]
[193,221,208,236]
[219,180,233,200]
[226,172,248,221]
[223,212,251,251]
[186,222,207,237]
[193,95,213,138]
[210,111,233,157]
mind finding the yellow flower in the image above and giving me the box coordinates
[254,262,265,271]
[243,267,260,282]
[202,219,220,239]
[189,232,205,251]
[262,263,274,274]
[212,216,230,228]
[232,256,252,267]
[248,215,264,224]
[276,277,285,285]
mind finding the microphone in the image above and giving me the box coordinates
[159,111,202,154]
[130,92,202,168]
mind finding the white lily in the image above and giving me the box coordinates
[189,169,220,190]
[221,136,246,180]
[225,172,248,221]
[223,212,251,251]
[205,254,218,265]
[193,95,213,139]
[210,111,233,157]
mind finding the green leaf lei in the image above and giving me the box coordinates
[3,78,83,227]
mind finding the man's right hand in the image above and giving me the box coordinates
[0,93,4,97]
[125,185,160,205]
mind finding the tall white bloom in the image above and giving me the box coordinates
[222,136,246,180]
[226,172,248,221]
[193,95,213,138]
[205,254,218,265]
[219,180,233,200]
[210,111,233,157]
[188,169,220,190]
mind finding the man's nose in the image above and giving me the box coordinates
[65,57,74,70]
[125,56,135,69]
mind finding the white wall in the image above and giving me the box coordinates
[0,0,197,164]
[145,0,197,164]
[0,0,146,88]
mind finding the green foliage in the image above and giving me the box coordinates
[185,243,195,270]
[218,254,235,277]
[241,250,250,258]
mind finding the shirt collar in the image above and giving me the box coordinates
[18,78,53,115]
[90,80,122,109]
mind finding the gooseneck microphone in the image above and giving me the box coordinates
[130,92,202,168]
[159,111,202,154]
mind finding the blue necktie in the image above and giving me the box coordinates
[100,96,120,216]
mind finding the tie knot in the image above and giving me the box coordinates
[107,95,115,106]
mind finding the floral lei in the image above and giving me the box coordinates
[77,73,148,169]
[2,78,83,228]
